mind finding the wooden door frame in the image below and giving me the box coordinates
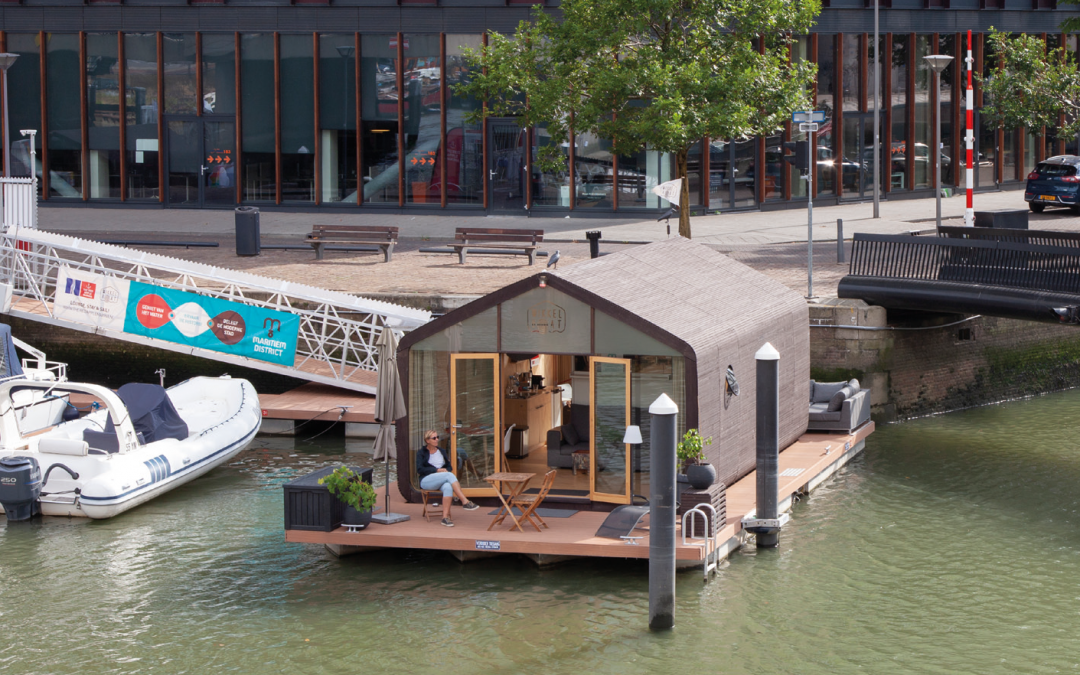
[449,352,501,497]
[589,356,631,505]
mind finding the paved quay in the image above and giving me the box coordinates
[37,190,1075,300]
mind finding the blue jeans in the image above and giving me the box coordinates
[420,472,459,497]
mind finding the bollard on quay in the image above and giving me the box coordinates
[585,230,602,259]
[837,219,845,264]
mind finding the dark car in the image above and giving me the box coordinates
[1025,155,1080,213]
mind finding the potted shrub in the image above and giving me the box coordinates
[319,466,378,529]
[677,429,716,490]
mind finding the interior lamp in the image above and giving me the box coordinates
[623,425,642,445]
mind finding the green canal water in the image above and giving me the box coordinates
[5,391,1080,674]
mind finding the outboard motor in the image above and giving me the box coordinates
[0,456,42,521]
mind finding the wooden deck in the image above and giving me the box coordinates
[286,422,876,562]
[260,383,375,423]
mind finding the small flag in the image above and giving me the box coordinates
[651,178,683,206]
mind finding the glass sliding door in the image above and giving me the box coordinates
[449,354,500,496]
[590,356,631,504]
[487,119,525,212]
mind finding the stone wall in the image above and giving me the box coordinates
[810,299,1080,420]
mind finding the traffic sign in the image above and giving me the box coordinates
[792,111,827,123]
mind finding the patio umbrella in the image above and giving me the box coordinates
[371,327,410,524]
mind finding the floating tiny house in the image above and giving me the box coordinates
[395,238,811,508]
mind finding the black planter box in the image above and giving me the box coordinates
[284,466,373,532]
[974,210,1029,230]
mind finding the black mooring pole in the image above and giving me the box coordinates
[755,342,781,548]
[648,392,679,631]
[586,230,601,259]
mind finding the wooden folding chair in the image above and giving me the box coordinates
[509,470,557,532]
[420,489,444,521]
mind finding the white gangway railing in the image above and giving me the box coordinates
[0,228,431,394]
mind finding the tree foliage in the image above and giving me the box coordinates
[456,0,820,238]
[979,30,1080,140]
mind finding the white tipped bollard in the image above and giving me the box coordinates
[648,392,678,631]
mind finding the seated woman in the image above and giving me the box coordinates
[416,430,479,527]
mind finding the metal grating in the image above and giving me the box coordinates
[779,468,805,477]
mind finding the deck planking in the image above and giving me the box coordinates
[260,383,375,423]
[286,423,876,562]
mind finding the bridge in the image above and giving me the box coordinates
[0,227,431,394]
[837,226,1080,326]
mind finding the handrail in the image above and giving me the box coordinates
[847,233,1080,295]
[681,503,719,580]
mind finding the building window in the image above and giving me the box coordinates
[914,35,931,190]
[817,34,836,194]
[279,34,315,202]
[240,34,275,202]
[162,33,197,115]
[46,33,82,199]
[202,34,236,116]
[403,34,440,206]
[124,33,159,201]
[318,34,358,204]
[446,34,484,206]
[361,34,400,204]
[891,34,908,191]
[87,33,121,199]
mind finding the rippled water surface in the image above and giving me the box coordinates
[6,392,1080,674]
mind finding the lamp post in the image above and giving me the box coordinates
[924,54,954,229]
[872,0,879,218]
[0,53,19,178]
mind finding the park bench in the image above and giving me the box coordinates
[451,228,544,265]
[306,225,398,262]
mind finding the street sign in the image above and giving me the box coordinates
[792,111,827,123]
[798,122,819,133]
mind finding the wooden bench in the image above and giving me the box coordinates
[452,228,544,265]
[305,225,398,262]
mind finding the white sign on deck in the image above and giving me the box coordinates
[475,540,501,551]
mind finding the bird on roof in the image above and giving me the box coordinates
[547,250,561,269]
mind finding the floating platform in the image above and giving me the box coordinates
[285,423,875,565]
[259,382,375,424]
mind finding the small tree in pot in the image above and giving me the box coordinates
[677,429,716,490]
[319,466,378,529]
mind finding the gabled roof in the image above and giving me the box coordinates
[399,237,805,360]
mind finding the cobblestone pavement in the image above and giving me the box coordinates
[37,191,1080,301]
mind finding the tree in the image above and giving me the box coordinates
[457,0,820,238]
[979,30,1080,141]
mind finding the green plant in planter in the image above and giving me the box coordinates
[319,466,377,511]
[676,429,712,466]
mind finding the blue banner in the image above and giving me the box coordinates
[123,281,300,366]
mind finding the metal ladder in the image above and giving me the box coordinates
[682,503,719,580]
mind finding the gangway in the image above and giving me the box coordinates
[0,228,431,394]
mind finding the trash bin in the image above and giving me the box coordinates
[235,206,260,256]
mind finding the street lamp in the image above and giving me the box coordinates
[924,54,954,230]
[0,53,19,178]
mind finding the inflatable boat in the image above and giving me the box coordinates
[0,323,71,435]
[0,376,261,519]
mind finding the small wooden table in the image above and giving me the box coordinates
[572,449,590,476]
[484,472,536,532]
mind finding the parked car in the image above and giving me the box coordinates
[1025,155,1080,213]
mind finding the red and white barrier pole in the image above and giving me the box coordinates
[972,28,980,227]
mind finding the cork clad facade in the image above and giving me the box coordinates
[395,237,810,508]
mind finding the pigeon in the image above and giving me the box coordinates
[547,250,561,270]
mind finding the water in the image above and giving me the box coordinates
[6,392,1080,674]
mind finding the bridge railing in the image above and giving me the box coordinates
[0,229,431,393]
[849,233,1080,295]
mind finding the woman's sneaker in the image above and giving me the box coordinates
[441,518,455,527]
[463,501,479,511]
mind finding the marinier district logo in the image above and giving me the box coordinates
[528,301,566,334]
[132,293,287,358]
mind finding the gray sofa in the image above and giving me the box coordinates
[547,404,590,468]
[808,379,870,432]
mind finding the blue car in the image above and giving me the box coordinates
[1025,155,1080,213]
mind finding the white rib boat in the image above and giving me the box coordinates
[0,323,71,435]
[0,375,261,519]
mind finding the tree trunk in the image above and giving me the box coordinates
[676,147,691,238]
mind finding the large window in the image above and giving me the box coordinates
[445,35,483,206]
[87,33,120,199]
[817,34,836,193]
[403,35,440,206]
[241,34,275,201]
[361,35,400,204]
[279,34,314,202]
[532,123,570,207]
[940,34,955,186]
[46,33,82,198]
[6,34,41,185]
[163,33,197,115]
[576,131,614,209]
[891,34,908,191]
[914,35,931,189]
[318,34,358,204]
[618,146,672,209]
[124,33,159,200]
[202,34,236,115]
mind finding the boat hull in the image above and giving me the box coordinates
[0,376,262,520]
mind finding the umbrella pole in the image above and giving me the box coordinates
[371,426,410,525]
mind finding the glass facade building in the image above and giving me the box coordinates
[0,2,1072,213]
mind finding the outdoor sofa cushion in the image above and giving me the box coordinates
[808,379,869,432]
